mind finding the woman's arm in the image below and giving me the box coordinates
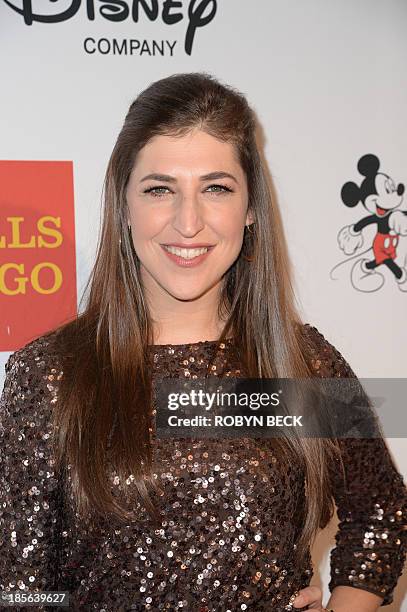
[327,433,406,607]
[303,325,407,608]
[0,339,63,598]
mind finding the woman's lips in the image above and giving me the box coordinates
[160,245,215,267]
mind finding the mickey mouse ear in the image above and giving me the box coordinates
[358,154,380,177]
[341,181,361,207]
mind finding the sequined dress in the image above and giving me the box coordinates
[0,324,406,611]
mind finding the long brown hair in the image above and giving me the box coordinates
[51,72,340,563]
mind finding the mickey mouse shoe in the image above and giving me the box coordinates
[351,258,385,292]
[396,268,407,292]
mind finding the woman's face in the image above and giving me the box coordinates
[125,128,253,304]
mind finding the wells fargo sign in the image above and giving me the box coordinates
[0,160,77,350]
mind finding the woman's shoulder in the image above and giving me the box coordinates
[1,329,63,427]
[300,322,357,378]
[4,329,62,376]
[0,330,63,497]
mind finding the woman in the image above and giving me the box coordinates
[0,72,406,611]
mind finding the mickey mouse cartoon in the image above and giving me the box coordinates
[337,153,407,292]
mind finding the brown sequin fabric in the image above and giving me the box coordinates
[0,324,406,611]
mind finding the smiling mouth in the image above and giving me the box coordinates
[161,245,215,259]
[376,204,390,216]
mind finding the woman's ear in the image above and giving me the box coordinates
[245,208,254,226]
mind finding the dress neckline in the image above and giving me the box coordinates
[147,337,234,349]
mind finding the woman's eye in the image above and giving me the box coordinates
[143,186,171,197]
[143,184,233,197]
[206,184,233,194]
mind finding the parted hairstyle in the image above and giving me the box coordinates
[49,72,343,564]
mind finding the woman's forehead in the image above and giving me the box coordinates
[132,130,243,175]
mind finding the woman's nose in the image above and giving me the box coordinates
[172,195,205,235]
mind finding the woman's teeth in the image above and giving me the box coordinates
[163,245,210,259]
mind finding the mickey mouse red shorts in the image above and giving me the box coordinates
[373,232,398,264]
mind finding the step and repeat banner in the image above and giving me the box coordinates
[1,0,406,608]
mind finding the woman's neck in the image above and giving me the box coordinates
[145,278,230,345]
[152,317,229,345]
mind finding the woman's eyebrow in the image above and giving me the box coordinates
[139,171,238,184]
